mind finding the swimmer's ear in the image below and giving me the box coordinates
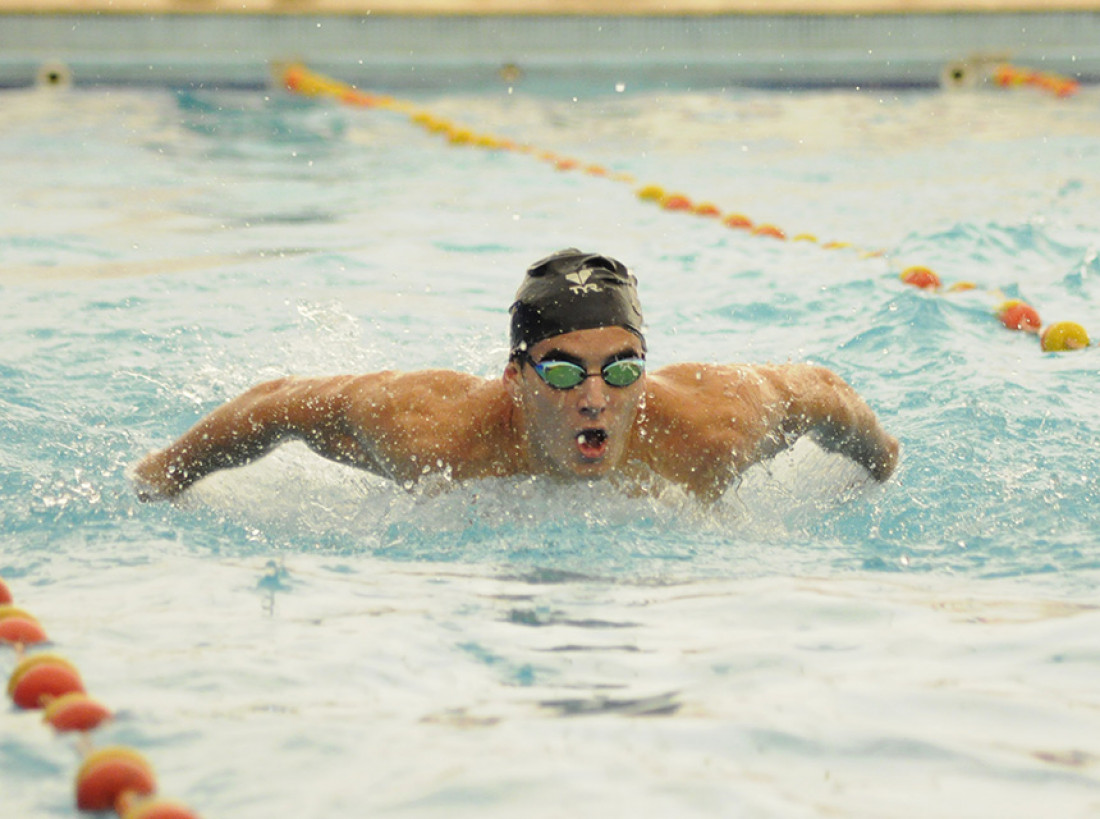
[502,359,522,399]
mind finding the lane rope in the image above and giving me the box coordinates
[941,57,1080,98]
[1,575,201,819]
[991,63,1080,98]
[275,62,1093,354]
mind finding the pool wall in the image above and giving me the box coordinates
[2,7,1099,89]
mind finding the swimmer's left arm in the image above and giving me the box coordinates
[774,364,899,481]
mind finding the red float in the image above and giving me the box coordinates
[75,747,157,812]
[752,224,787,240]
[899,266,941,290]
[997,302,1041,333]
[723,213,753,230]
[43,691,113,732]
[10,660,85,709]
[0,616,48,646]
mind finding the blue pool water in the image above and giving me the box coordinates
[2,79,1100,817]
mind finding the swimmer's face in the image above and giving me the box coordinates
[505,326,646,481]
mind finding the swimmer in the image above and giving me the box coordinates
[133,249,899,503]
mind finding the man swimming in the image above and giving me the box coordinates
[133,249,899,503]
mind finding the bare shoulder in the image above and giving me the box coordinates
[642,362,785,435]
[645,363,773,421]
[645,361,869,433]
[340,370,518,481]
[342,368,495,403]
[650,361,838,396]
[635,361,862,497]
[339,369,506,430]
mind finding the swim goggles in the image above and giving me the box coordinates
[525,354,646,390]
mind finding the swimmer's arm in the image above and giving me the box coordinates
[132,376,387,501]
[776,365,899,481]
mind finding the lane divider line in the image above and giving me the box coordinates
[992,64,1080,98]
[274,62,1092,354]
[1,577,201,819]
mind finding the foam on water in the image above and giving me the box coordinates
[2,82,1100,817]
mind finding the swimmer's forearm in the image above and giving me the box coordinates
[834,426,899,481]
[132,380,310,500]
[134,433,280,498]
[782,366,899,481]
[132,376,393,500]
[133,416,283,500]
[806,418,899,482]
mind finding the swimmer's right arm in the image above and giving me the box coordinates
[132,376,386,501]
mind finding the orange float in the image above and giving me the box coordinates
[43,691,113,732]
[661,193,693,211]
[996,300,1041,333]
[8,654,85,709]
[75,747,158,812]
[947,281,977,292]
[0,616,48,645]
[751,224,786,240]
[899,266,941,290]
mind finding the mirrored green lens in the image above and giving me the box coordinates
[537,361,587,389]
[602,358,645,387]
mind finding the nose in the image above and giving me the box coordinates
[576,374,609,416]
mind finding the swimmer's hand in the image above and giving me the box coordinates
[812,425,899,483]
[871,433,900,482]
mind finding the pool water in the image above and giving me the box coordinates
[2,79,1099,817]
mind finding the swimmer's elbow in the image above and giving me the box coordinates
[233,376,341,439]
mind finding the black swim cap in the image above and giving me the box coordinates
[509,249,646,355]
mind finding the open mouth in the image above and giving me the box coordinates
[576,428,609,461]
